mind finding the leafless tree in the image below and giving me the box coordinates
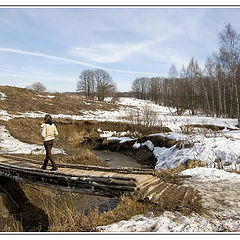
[27,82,47,92]
[94,69,117,101]
[76,68,117,101]
[76,70,95,99]
[218,23,240,120]
[148,77,162,104]
[131,77,149,100]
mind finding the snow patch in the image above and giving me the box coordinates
[38,94,55,98]
[0,92,6,100]
[180,167,240,182]
[0,126,65,155]
[142,140,154,151]
[97,210,230,232]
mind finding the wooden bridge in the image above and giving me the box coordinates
[0,154,201,211]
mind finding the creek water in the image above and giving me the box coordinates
[0,151,149,230]
[79,150,151,215]
[93,150,151,169]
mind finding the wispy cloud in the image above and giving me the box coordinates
[69,31,178,64]
[0,47,162,75]
[70,42,150,63]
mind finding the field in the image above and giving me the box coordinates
[1,86,240,232]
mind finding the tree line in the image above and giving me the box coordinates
[76,68,117,101]
[131,23,240,121]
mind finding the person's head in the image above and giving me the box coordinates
[44,114,52,122]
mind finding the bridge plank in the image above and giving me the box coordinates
[0,155,201,211]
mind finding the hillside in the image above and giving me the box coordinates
[0,86,120,114]
[2,85,240,232]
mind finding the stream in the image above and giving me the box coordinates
[93,150,152,169]
[78,150,152,215]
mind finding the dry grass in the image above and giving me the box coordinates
[42,195,158,232]
[155,160,202,184]
[15,183,163,232]
[2,216,23,232]
[0,85,119,115]
[4,117,171,166]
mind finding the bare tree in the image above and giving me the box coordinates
[27,82,47,92]
[218,23,240,120]
[94,69,117,101]
[148,77,162,104]
[168,64,180,114]
[131,77,149,100]
[76,70,95,99]
[76,68,117,101]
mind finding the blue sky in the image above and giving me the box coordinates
[0,7,240,92]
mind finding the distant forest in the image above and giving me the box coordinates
[131,23,240,120]
[76,23,240,121]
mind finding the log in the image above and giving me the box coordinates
[94,177,137,187]
[0,161,137,182]
[92,181,135,191]
[0,154,155,175]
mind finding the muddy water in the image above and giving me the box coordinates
[93,150,151,169]
[0,151,149,231]
[81,150,151,215]
[77,150,149,216]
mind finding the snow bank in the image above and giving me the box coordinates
[0,126,64,155]
[132,129,240,171]
[1,97,240,171]
[0,97,238,131]
[97,210,229,232]
[98,167,240,232]
[180,167,240,182]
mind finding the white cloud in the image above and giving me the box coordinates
[0,47,162,75]
[69,31,179,64]
[70,41,151,63]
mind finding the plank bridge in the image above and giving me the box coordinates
[0,154,201,211]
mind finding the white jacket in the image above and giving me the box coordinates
[41,123,58,142]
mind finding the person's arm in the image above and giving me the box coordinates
[54,125,58,136]
[41,124,47,139]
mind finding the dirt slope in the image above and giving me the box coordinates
[0,86,119,114]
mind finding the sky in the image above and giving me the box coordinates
[0,7,240,92]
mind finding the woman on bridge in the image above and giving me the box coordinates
[41,114,59,171]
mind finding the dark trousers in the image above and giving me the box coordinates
[43,140,57,169]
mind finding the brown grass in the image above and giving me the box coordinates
[0,85,119,114]
[16,183,163,232]
[2,216,23,232]
[4,117,171,166]
[155,160,202,184]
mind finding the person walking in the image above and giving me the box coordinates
[41,114,59,171]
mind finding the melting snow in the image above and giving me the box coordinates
[1,96,240,232]
[0,126,64,155]
[98,167,240,232]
